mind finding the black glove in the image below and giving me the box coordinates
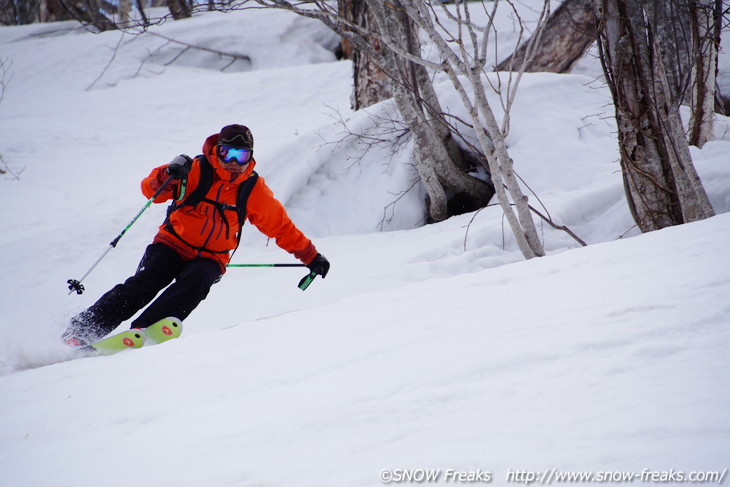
[166,154,193,179]
[307,253,330,278]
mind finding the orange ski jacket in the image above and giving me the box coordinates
[141,133,317,272]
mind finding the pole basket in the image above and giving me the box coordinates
[67,279,85,295]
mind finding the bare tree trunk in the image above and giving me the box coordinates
[55,0,117,30]
[339,0,484,221]
[7,0,41,23]
[167,0,191,20]
[338,0,392,110]
[136,0,149,26]
[118,0,130,23]
[314,0,492,222]
[716,87,730,115]
[397,0,547,258]
[647,1,693,104]
[496,0,596,73]
[688,0,721,147]
[595,0,715,232]
[367,0,492,222]
[38,0,73,22]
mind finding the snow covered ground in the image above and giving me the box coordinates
[1,5,729,487]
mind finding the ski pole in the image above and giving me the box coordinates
[226,264,307,268]
[67,174,176,295]
[226,263,317,291]
[297,271,318,291]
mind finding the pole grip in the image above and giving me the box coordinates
[298,271,318,291]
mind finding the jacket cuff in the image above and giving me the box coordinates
[293,242,317,265]
[156,168,171,187]
[152,168,177,197]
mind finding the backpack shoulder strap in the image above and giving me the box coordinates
[236,170,259,225]
[229,171,259,259]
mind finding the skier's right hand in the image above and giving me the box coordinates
[166,154,193,179]
[307,253,330,278]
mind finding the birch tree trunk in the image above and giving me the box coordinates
[367,0,492,222]
[496,0,596,73]
[395,0,547,258]
[338,0,393,110]
[40,0,72,22]
[688,0,721,148]
[118,0,130,23]
[595,0,715,232]
[167,0,191,20]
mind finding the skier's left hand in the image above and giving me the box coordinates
[307,253,330,278]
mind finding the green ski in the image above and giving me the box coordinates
[144,317,183,344]
[73,317,183,356]
[91,329,146,355]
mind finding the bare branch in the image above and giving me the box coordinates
[87,31,126,90]
[0,153,23,180]
[0,56,12,106]
[142,29,252,66]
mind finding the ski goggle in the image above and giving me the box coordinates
[218,145,253,165]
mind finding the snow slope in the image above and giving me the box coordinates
[1,5,729,487]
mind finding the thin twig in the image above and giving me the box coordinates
[528,204,587,246]
[379,177,422,230]
[87,31,126,91]
[0,56,13,105]
[142,30,252,66]
[0,154,23,180]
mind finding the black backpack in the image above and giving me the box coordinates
[163,155,259,254]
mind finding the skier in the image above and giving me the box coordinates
[63,124,330,348]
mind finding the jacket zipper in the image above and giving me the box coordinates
[199,183,226,255]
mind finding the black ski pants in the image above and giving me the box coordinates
[68,243,222,341]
